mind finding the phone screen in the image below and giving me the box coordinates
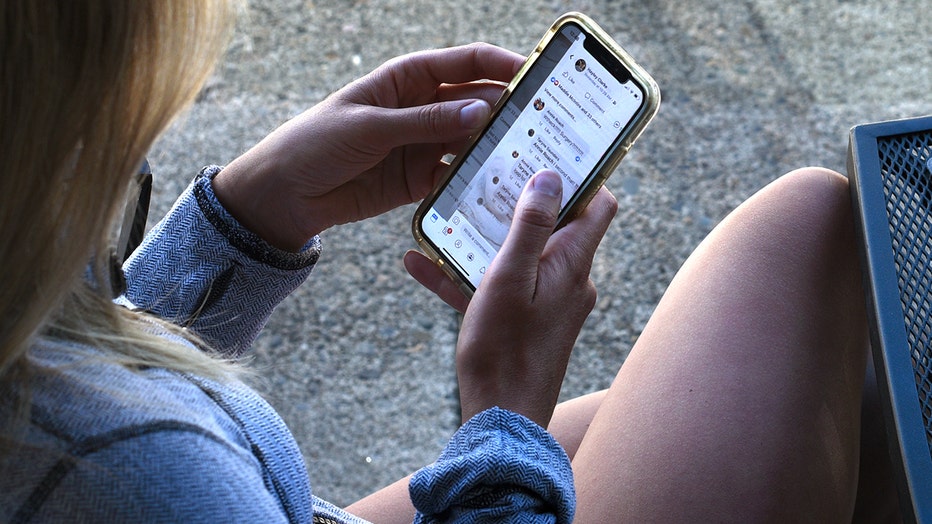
[418,21,649,290]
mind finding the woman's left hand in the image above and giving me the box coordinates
[213,43,524,251]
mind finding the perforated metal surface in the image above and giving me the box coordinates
[877,131,932,458]
[850,116,932,522]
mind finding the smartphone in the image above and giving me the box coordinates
[412,12,660,296]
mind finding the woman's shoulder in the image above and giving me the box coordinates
[21,339,256,445]
[1,339,312,522]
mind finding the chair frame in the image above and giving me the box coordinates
[848,115,932,523]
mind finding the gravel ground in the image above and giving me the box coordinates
[148,0,932,506]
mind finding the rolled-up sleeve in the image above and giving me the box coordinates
[410,407,575,523]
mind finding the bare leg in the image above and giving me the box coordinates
[345,475,416,524]
[570,167,868,522]
[551,372,903,522]
[347,168,869,522]
[548,390,606,459]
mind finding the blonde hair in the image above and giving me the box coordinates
[0,2,240,382]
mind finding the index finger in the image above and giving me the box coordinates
[389,43,525,99]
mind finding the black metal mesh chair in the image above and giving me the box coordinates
[848,115,932,523]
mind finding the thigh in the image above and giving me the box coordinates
[548,390,606,459]
[344,475,415,524]
[571,168,869,522]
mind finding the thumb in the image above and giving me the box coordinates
[376,99,491,146]
[492,170,563,283]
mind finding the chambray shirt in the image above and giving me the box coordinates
[0,167,575,523]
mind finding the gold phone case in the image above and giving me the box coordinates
[412,12,660,296]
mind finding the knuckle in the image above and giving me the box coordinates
[468,42,495,61]
[582,280,598,310]
[560,249,596,290]
[604,191,619,216]
[517,199,559,230]
[418,103,447,136]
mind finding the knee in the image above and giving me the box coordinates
[717,166,861,295]
[753,167,856,251]
[783,166,849,195]
[771,167,851,222]
[759,167,864,299]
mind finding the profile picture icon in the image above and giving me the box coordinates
[533,98,545,111]
[575,58,587,72]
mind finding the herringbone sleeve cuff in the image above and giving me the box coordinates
[121,166,320,357]
[410,406,575,523]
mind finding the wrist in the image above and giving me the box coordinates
[191,167,321,271]
[457,364,561,429]
[212,156,310,252]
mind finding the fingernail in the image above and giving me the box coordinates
[530,170,562,198]
[460,100,490,130]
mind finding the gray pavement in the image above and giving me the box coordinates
[149,0,932,506]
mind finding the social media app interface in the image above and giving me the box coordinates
[423,24,646,289]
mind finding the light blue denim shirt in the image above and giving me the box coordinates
[1,167,574,523]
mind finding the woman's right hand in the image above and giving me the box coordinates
[404,170,617,427]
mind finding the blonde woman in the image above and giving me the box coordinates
[2,2,880,523]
